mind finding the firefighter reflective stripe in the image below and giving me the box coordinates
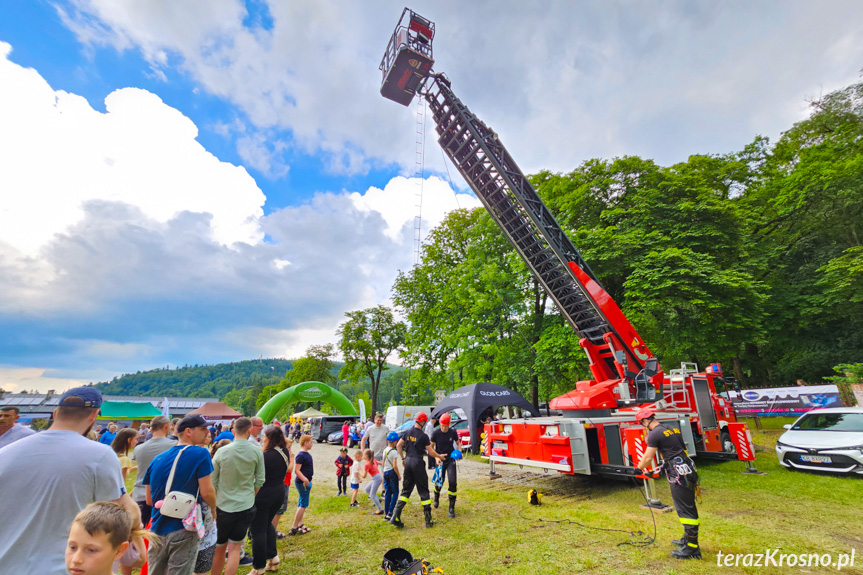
[687,542,699,548]
[399,495,409,502]
[421,499,432,505]
[447,490,457,496]
[679,517,700,525]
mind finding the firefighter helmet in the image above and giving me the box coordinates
[439,413,451,426]
[386,431,399,442]
[635,406,656,421]
[415,411,428,423]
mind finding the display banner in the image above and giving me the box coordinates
[728,385,844,417]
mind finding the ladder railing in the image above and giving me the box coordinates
[424,78,620,374]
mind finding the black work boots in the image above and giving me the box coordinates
[389,499,406,528]
[671,536,702,560]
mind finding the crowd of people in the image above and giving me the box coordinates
[0,388,318,575]
[0,389,466,575]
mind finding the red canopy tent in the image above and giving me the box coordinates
[186,402,242,421]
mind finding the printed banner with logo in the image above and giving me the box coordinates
[727,385,844,417]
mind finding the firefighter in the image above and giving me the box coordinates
[390,412,444,528]
[430,412,460,518]
[635,406,702,560]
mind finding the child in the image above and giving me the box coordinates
[110,429,139,482]
[65,502,148,575]
[290,434,314,536]
[360,448,384,516]
[335,447,353,496]
[349,449,363,507]
[381,431,401,520]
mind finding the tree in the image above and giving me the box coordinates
[337,306,406,414]
[256,344,338,412]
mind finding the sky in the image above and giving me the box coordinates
[1,1,862,393]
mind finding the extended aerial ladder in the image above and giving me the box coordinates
[381,8,661,416]
[379,9,757,478]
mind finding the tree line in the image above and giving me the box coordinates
[389,80,863,409]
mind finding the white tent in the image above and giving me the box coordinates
[293,407,328,418]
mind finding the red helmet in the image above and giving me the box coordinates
[439,413,451,426]
[635,406,656,421]
[415,412,428,423]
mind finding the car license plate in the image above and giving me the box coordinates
[493,441,507,450]
[800,455,832,463]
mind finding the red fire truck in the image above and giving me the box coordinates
[379,9,758,479]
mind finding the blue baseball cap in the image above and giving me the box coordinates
[58,387,103,408]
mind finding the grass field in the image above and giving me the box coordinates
[127,419,863,574]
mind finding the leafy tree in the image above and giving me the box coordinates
[337,306,406,414]
[738,81,863,385]
[826,363,863,406]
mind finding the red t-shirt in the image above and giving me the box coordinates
[365,460,380,477]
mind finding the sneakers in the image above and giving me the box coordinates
[349,502,359,507]
[238,555,254,567]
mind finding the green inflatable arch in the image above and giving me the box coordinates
[256,381,358,423]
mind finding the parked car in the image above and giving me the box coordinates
[310,415,360,443]
[393,420,416,440]
[450,419,472,450]
[327,429,363,448]
[775,407,863,475]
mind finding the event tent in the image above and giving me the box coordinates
[98,401,162,421]
[293,407,329,418]
[186,402,243,421]
[432,382,536,454]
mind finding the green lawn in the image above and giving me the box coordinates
[127,422,863,574]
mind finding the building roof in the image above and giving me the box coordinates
[99,401,163,420]
[0,393,219,415]
[186,402,243,419]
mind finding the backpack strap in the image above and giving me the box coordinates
[165,445,191,493]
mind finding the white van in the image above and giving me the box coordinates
[385,405,435,430]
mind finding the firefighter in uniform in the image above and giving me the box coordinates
[430,413,459,518]
[390,411,444,528]
[636,406,702,560]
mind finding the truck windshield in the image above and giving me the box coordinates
[791,412,863,432]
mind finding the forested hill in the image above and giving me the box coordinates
[93,359,294,398]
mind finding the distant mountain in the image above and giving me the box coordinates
[93,359,294,398]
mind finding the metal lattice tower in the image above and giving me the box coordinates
[413,99,426,265]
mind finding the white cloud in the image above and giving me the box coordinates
[0,47,471,390]
[0,41,265,256]
[350,175,480,241]
[55,1,863,176]
[0,367,90,394]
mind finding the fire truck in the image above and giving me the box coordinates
[379,9,758,479]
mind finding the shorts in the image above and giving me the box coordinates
[350,483,360,490]
[215,506,256,545]
[276,484,290,515]
[295,479,312,508]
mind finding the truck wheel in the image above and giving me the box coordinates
[721,430,736,454]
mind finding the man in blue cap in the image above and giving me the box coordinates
[0,386,142,575]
